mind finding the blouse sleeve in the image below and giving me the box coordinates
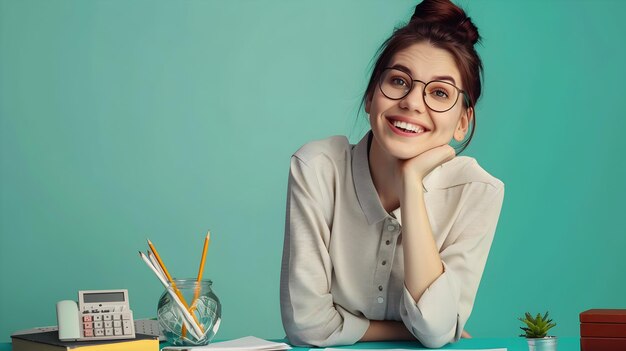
[280,156,370,347]
[399,182,505,348]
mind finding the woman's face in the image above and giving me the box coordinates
[365,42,472,160]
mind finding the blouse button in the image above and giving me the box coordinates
[378,285,383,291]
[387,225,395,231]
[385,240,391,245]
[377,296,384,303]
[381,260,387,266]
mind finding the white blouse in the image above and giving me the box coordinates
[280,132,504,348]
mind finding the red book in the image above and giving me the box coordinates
[580,337,626,351]
[580,309,626,351]
[580,309,626,324]
[581,322,626,337]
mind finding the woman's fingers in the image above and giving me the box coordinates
[400,144,456,180]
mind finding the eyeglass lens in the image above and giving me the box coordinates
[379,68,461,112]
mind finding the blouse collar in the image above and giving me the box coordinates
[351,131,391,225]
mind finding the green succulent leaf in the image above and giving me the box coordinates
[518,311,556,338]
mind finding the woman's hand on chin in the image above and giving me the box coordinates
[399,144,456,182]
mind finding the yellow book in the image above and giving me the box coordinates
[11,331,158,351]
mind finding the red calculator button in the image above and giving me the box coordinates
[83,322,93,329]
[83,329,94,337]
[83,315,93,322]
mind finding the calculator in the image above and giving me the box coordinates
[57,289,136,341]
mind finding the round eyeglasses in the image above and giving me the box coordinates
[378,68,469,112]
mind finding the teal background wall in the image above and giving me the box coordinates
[1,0,625,344]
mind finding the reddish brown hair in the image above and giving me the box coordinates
[362,0,483,153]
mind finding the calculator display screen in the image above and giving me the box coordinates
[83,292,125,303]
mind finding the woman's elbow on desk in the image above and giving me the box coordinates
[282,304,370,347]
[283,325,339,348]
[411,326,457,349]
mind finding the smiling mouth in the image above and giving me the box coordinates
[392,120,424,133]
[387,118,429,135]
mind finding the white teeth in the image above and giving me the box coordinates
[393,120,425,133]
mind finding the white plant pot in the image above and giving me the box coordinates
[526,336,557,351]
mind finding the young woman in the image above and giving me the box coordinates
[280,0,504,348]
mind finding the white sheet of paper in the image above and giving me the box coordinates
[161,336,292,351]
[319,348,507,351]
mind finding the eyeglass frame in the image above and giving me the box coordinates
[377,67,471,112]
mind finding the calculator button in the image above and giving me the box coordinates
[113,320,121,328]
[113,314,121,320]
[104,321,112,328]
[83,322,93,329]
[94,321,103,329]
[94,315,102,321]
[122,312,131,320]
[114,327,123,336]
[122,320,132,334]
[83,315,93,322]
[95,328,104,337]
[105,328,113,336]
[84,329,94,337]
[103,315,112,321]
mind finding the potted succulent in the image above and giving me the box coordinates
[518,312,557,351]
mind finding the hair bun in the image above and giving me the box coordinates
[409,0,480,45]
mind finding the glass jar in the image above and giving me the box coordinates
[157,279,221,346]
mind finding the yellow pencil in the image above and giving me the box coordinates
[147,239,205,333]
[192,231,210,307]
[197,231,210,281]
[183,231,211,338]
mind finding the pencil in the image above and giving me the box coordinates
[196,231,210,283]
[193,231,211,304]
[138,251,202,340]
[147,251,166,278]
[146,239,205,334]
[183,231,211,338]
